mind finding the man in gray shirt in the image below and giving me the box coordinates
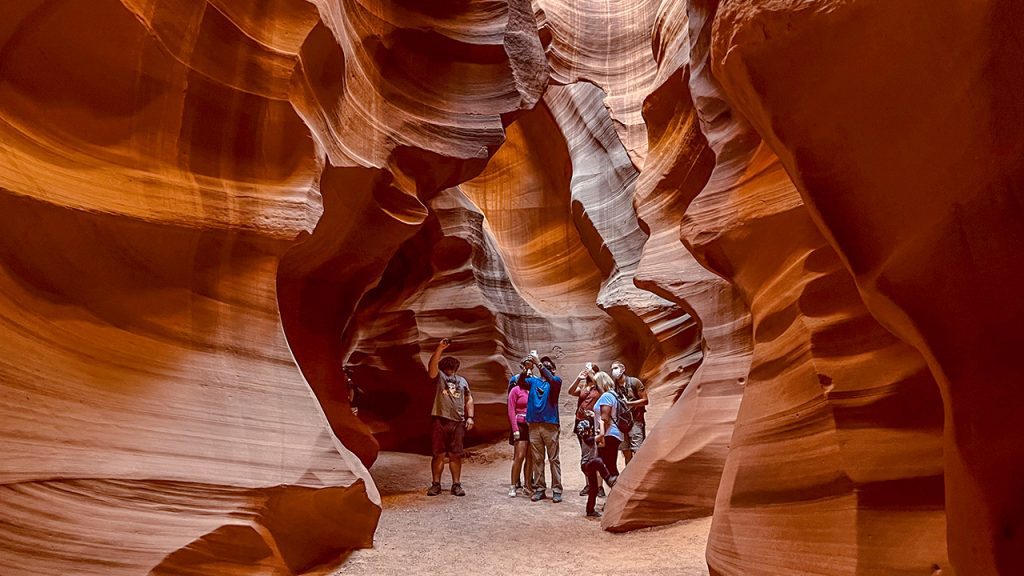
[427,338,475,496]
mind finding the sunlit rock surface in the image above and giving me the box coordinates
[601,0,750,532]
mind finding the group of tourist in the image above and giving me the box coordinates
[425,338,648,518]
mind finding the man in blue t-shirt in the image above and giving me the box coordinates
[521,353,563,503]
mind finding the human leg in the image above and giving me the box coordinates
[448,420,466,494]
[547,424,562,497]
[600,436,621,480]
[428,418,446,494]
[529,425,547,495]
[584,461,601,515]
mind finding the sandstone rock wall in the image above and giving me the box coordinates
[601,0,751,530]
[682,1,949,573]
[345,91,698,451]
[708,2,1024,573]
[0,0,548,573]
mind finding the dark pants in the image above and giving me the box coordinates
[584,459,609,513]
[599,436,621,478]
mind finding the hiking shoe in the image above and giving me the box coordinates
[426,482,442,496]
[579,486,590,497]
[598,487,606,498]
[531,491,546,502]
[451,483,466,497]
[508,485,517,498]
[552,492,562,503]
[586,510,602,518]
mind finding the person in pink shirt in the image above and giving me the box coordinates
[507,361,534,498]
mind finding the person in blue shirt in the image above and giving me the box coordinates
[521,352,563,503]
[592,371,623,483]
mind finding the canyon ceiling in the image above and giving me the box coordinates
[0,1,1021,575]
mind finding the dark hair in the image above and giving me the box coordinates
[540,356,556,370]
[438,356,460,374]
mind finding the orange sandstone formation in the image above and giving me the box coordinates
[602,0,751,531]
[708,1,1024,573]
[684,1,948,573]
[0,0,547,573]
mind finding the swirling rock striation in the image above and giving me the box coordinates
[601,0,751,531]
[0,0,548,573]
[681,1,949,573]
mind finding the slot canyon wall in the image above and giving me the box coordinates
[1,1,1021,576]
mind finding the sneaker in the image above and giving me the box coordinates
[598,487,606,498]
[451,483,466,497]
[515,482,523,492]
[508,485,517,498]
[552,492,562,503]
[586,510,602,518]
[606,475,618,488]
[426,482,442,496]
[531,491,546,502]
[579,486,589,497]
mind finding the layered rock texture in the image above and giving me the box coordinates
[2,0,1021,575]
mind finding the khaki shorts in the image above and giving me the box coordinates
[619,422,645,452]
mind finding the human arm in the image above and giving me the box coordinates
[464,385,475,431]
[507,385,520,432]
[626,379,649,408]
[567,369,588,397]
[427,338,450,379]
[536,363,562,397]
[597,404,612,447]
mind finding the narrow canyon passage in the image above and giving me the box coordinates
[1,1,1021,575]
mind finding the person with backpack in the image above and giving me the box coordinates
[569,362,604,498]
[611,360,648,465]
[592,371,624,496]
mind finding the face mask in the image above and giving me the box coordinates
[612,367,623,379]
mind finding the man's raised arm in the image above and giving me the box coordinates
[427,338,450,379]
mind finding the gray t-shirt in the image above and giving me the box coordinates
[432,374,470,421]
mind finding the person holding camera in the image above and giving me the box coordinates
[426,338,474,497]
[507,363,534,497]
[569,362,604,498]
[522,352,563,503]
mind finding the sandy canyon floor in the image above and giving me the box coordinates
[336,440,711,576]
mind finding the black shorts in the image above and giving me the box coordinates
[431,417,466,456]
[508,420,530,445]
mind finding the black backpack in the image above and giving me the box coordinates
[612,390,634,433]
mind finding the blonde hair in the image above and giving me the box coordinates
[593,371,614,393]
